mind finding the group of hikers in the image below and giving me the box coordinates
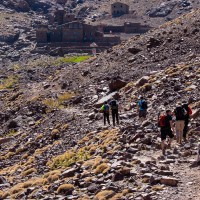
[158,100,192,155]
[100,99,119,127]
[100,96,192,155]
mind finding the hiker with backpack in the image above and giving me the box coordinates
[137,96,148,119]
[174,102,187,144]
[158,109,175,155]
[100,101,110,126]
[109,98,119,127]
[182,101,192,141]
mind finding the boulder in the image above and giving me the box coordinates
[136,76,149,87]
[128,47,142,54]
[112,172,124,181]
[88,112,95,120]
[118,167,131,176]
[62,168,77,178]
[0,31,20,43]
[7,120,18,129]
[0,176,6,184]
[16,0,30,12]
[109,79,127,91]
[94,92,117,108]
[87,183,100,193]
[160,176,178,186]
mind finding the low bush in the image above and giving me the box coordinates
[57,184,74,194]
[48,147,90,169]
[94,190,116,200]
[94,163,110,174]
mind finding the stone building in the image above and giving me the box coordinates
[35,7,151,54]
[36,21,120,45]
[111,1,129,17]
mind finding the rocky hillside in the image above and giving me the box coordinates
[54,8,200,97]
[83,0,199,27]
[0,6,200,200]
[1,0,200,62]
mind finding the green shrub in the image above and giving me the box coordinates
[55,55,91,65]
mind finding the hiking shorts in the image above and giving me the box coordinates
[139,110,147,118]
[161,128,174,141]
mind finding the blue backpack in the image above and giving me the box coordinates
[104,104,109,113]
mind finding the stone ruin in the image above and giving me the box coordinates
[35,6,151,55]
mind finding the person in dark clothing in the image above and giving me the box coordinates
[174,102,186,144]
[159,109,174,155]
[101,102,110,126]
[109,99,119,126]
[182,101,192,141]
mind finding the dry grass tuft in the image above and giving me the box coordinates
[94,163,110,174]
[48,147,90,169]
[0,75,18,90]
[57,184,74,194]
[151,185,164,191]
[21,168,37,177]
[94,190,116,200]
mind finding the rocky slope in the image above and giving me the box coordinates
[1,0,200,62]
[83,0,199,27]
[0,6,200,200]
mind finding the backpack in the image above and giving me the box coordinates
[141,101,148,110]
[104,104,109,113]
[158,114,166,127]
[188,106,192,116]
[100,104,109,113]
[175,107,186,120]
[110,100,118,110]
[182,104,192,116]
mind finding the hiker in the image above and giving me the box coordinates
[174,102,186,144]
[100,101,110,126]
[182,101,192,141]
[137,96,148,119]
[158,109,175,155]
[109,98,119,126]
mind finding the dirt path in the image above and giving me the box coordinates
[158,154,200,200]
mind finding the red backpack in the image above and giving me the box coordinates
[158,114,166,127]
[188,106,192,116]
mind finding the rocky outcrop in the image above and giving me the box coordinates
[109,78,127,92]
[0,31,20,43]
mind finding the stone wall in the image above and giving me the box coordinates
[124,22,150,33]
[83,24,98,42]
[104,25,124,33]
[36,26,48,43]
[95,35,121,44]
[62,27,83,42]
[103,23,150,34]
